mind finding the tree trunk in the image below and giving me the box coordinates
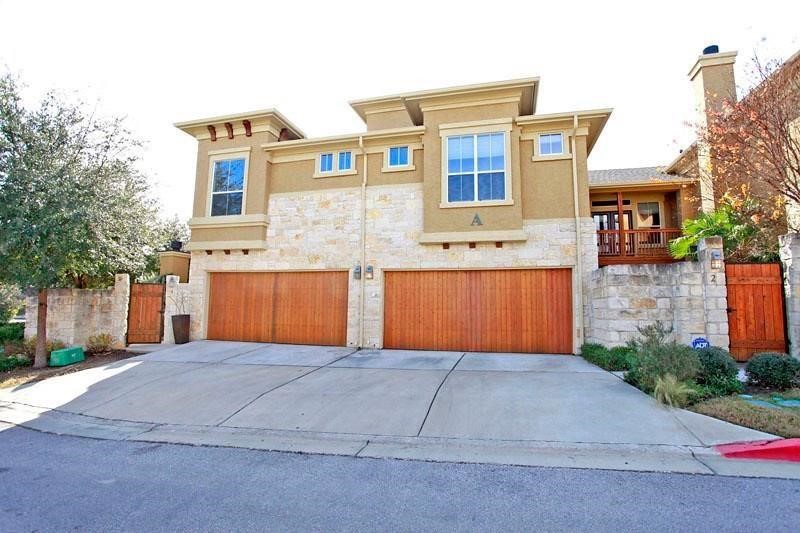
[34,288,48,368]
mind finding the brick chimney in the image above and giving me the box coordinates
[688,45,737,212]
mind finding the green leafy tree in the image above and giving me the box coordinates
[669,195,778,262]
[0,282,23,323]
[0,73,159,367]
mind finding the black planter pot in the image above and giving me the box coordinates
[171,314,191,344]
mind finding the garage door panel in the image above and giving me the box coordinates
[207,271,348,346]
[384,269,572,354]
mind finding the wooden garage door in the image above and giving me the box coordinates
[207,271,348,346]
[384,269,573,354]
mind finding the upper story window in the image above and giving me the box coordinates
[320,153,334,173]
[446,132,506,203]
[388,146,409,167]
[317,151,354,176]
[338,151,353,171]
[210,157,245,216]
[538,133,564,156]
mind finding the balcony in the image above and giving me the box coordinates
[597,228,682,266]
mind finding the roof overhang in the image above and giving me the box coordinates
[174,108,305,140]
[349,77,539,126]
[589,179,697,192]
[261,125,426,152]
[516,108,613,154]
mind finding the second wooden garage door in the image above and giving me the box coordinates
[207,271,348,346]
[384,269,573,354]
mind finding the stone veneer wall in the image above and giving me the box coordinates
[780,233,800,359]
[24,274,130,348]
[187,183,598,351]
[586,238,729,348]
[163,275,191,344]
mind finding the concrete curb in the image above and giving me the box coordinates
[2,400,800,479]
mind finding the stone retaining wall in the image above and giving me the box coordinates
[586,238,729,348]
[24,274,129,348]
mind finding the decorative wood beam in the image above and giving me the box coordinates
[207,125,217,141]
[224,122,234,139]
[243,120,252,137]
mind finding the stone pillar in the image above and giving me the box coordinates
[780,233,800,359]
[696,236,729,349]
[111,273,130,348]
[162,275,191,344]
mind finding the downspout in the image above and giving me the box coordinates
[570,114,585,348]
[358,135,367,348]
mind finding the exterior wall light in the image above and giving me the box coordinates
[710,249,723,271]
[353,263,362,280]
[365,265,374,280]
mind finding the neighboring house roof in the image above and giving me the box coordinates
[588,166,694,188]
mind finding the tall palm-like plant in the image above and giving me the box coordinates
[669,196,768,261]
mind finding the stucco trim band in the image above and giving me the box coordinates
[419,229,528,244]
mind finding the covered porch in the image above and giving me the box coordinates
[590,185,695,266]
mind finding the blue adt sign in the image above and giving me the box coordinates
[692,337,710,349]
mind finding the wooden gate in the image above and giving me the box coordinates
[127,283,165,344]
[725,263,786,361]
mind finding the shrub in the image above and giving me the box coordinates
[0,354,31,372]
[609,346,637,371]
[86,333,114,354]
[691,376,744,399]
[0,322,24,343]
[626,321,673,352]
[653,374,695,408]
[580,343,610,367]
[627,342,700,393]
[746,353,800,390]
[696,346,739,384]
[3,337,65,358]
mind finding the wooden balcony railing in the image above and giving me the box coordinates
[597,228,682,265]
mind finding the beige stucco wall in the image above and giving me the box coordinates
[365,109,414,130]
[159,251,191,283]
[185,184,598,352]
[420,101,525,234]
[192,132,274,218]
[269,156,363,193]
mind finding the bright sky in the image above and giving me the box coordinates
[1,1,798,221]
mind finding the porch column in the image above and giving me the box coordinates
[616,191,625,257]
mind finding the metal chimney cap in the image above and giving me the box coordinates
[702,44,720,55]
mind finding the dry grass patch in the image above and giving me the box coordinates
[690,392,800,438]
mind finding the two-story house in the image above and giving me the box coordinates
[176,78,611,354]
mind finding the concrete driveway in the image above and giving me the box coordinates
[0,341,772,449]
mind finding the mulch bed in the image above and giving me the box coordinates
[0,350,137,390]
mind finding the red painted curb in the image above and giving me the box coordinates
[715,439,800,462]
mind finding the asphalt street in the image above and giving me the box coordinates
[1,426,798,532]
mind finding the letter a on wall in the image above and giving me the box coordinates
[471,214,483,226]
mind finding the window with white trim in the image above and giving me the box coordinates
[210,158,245,216]
[446,132,506,202]
[388,146,409,167]
[538,133,564,156]
[319,153,334,173]
[338,151,352,171]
